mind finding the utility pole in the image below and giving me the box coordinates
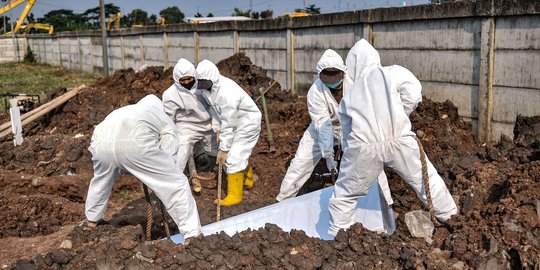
[99,0,109,75]
[10,0,16,61]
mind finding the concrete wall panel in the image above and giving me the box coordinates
[108,37,123,71]
[495,15,540,49]
[142,34,165,67]
[240,30,288,89]
[240,30,287,49]
[373,18,480,49]
[493,50,540,89]
[167,32,196,65]
[198,31,235,63]
[493,86,540,123]
[123,35,143,69]
[379,49,479,85]
[422,81,478,120]
[79,37,94,73]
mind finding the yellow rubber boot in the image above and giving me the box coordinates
[218,172,245,206]
[244,164,255,189]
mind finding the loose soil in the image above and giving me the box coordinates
[0,53,538,269]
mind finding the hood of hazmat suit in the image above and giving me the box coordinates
[306,49,348,159]
[163,58,212,135]
[196,59,262,173]
[341,38,422,146]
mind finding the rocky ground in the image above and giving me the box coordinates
[0,53,538,269]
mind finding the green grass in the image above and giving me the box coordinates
[0,62,97,112]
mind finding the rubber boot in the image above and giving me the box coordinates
[218,171,245,206]
[244,164,256,189]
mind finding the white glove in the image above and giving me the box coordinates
[325,156,338,173]
[216,150,228,165]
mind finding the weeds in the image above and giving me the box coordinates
[0,62,97,112]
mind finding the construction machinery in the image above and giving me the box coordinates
[107,12,121,30]
[1,0,38,35]
[19,22,53,34]
[156,17,165,26]
[280,11,310,18]
[1,93,40,113]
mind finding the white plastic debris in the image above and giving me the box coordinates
[404,210,434,238]
[135,64,149,73]
[9,98,23,146]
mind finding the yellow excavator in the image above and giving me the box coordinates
[1,0,53,35]
[107,12,120,30]
[19,22,53,34]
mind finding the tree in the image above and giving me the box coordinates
[27,13,35,23]
[194,12,203,18]
[42,9,78,32]
[260,9,273,19]
[0,16,12,32]
[207,13,214,17]
[232,7,250,17]
[305,4,321,14]
[82,4,120,28]
[295,4,320,15]
[148,14,157,25]
[159,6,185,24]
[250,11,260,19]
[123,9,148,27]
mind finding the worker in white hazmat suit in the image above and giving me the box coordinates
[85,94,201,242]
[327,39,458,236]
[196,59,262,206]
[162,58,217,174]
[276,49,394,205]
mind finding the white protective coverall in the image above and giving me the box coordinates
[162,58,217,171]
[276,49,394,204]
[327,39,457,236]
[196,60,262,174]
[85,94,201,238]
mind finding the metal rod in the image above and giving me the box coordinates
[99,0,109,75]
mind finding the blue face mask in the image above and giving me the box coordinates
[324,80,343,89]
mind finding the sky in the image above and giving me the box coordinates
[5,0,431,20]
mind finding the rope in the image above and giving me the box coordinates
[142,184,153,240]
[159,200,171,240]
[332,144,342,184]
[189,173,216,182]
[415,136,440,225]
[216,163,223,222]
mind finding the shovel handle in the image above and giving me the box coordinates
[259,87,275,147]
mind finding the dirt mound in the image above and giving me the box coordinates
[217,52,293,102]
[1,53,539,269]
[0,194,83,238]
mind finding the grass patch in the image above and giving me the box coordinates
[0,62,97,112]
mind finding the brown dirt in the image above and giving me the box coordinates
[1,53,538,269]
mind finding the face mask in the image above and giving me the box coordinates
[324,80,343,89]
[197,79,213,91]
[180,80,196,90]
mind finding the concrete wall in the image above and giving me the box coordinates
[0,37,26,62]
[1,0,539,142]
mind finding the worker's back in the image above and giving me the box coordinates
[342,39,422,145]
[91,95,175,148]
